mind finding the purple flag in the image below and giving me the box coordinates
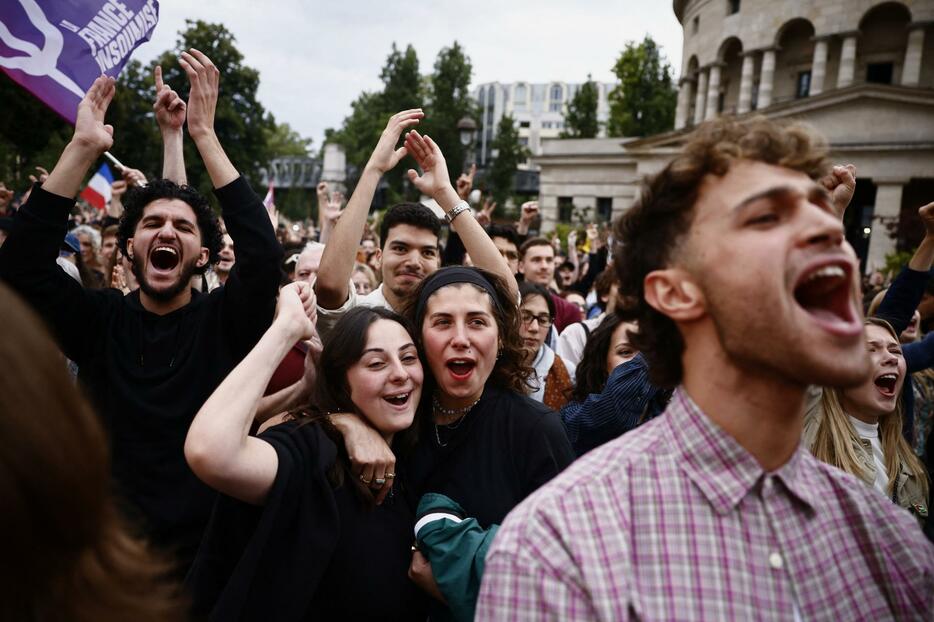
[0,0,159,123]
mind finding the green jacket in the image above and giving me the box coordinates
[414,493,499,622]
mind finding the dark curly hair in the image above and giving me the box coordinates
[116,179,223,275]
[379,202,441,250]
[570,313,625,402]
[614,115,831,388]
[403,267,535,396]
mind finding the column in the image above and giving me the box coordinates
[738,52,756,113]
[675,77,693,129]
[810,37,830,95]
[704,63,722,120]
[693,68,708,125]
[758,48,776,109]
[902,24,927,86]
[865,181,906,273]
[837,32,858,88]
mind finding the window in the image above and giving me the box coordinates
[519,137,529,147]
[727,0,740,14]
[519,120,531,128]
[558,197,574,222]
[692,16,699,33]
[597,197,613,222]
[717,91,725,113]
[549,102,562,112]
[478,86,487,107]
[515,83,527,102]
[866,62,894,84]
[796,70,811,98]
[550,84,562,101]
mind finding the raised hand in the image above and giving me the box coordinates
[72,75,116,154]
[111,179,128,199]
[919,202,934,238]
[477,197,497,226]
[405,131,455,199]
[567,229,578,250]
[153,65,186,132]
[0,183,12,211]
[520,201,539,224]
[178,49,219,140]
[322,190,344,225]
[456,163,476,200]
[275,281,318,342]
[28,166,50,184]
[366,109,424,175]
[821,164,856,219]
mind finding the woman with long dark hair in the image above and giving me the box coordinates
[0,282,182,622]
[185,282,428,620]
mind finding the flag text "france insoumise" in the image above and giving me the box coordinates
[69,0,158,73]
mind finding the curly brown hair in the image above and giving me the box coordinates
[403,267,535,396]
[613,115,832,388]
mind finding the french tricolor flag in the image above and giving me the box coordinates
[79,163,114,211]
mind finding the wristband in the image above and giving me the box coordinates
[445,200,471,224]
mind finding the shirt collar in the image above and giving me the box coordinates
[666,388,816,514]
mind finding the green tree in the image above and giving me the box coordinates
[562,75,600,138]
[607,36,677,137]
[488,115,528,206]
[264,121,312,157]
[423,42,476,184]
[152,20,275,197]
[328,42,425,200]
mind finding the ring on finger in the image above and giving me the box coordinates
[373,478,386,486]
[359,474,372,484]
[385,473,396,479]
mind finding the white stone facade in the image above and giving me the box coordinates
[534,0,934,272]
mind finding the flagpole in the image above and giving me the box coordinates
[103,151,146,187]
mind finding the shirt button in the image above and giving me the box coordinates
[769,552,783,570]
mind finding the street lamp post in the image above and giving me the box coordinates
[457,115,477,172]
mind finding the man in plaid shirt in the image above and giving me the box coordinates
[477,117,934,621]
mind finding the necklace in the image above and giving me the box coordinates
[433,394,481,447]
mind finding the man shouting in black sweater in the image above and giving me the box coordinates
[0,50,282,572]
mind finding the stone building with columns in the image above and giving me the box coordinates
[535,0,934,272]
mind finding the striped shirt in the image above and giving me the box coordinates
[477,389,934,621]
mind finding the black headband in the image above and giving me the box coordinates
[415,267,503,323]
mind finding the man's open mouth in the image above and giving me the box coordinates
[446,358,476,379]
[150,246,180,271]
[383,391,411,407]
[874,373,899,397]
[792,262,860,336]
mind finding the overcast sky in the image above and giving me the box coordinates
[134,0,684,149]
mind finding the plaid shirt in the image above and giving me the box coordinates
[477,389,934,621]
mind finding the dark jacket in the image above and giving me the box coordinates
[0,177,282,566]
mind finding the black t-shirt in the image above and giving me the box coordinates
[187,421,428,621]
[406,385,574,528]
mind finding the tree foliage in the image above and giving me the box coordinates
[488,115,528,206]
[607,36,677,138]
[422,42,477,185]
[0,20,311,204]
[562,75,600,138]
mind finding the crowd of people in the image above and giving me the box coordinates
[0,48,932,621]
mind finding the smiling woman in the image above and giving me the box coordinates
[185,288,430,620]
[805,318,930,527]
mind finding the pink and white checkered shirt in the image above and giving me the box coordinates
[477,389,934,621]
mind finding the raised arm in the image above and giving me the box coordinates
[822,164,856,221]
[43,76,115,197]
[0,77,116,360]
[185,282,320,505]
[153,65,187,184]
[179,49,238,189]
[315,110,424,309]
[876,202,934,334]
[405,131,519,301]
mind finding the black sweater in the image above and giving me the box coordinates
[0,177,282,568]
